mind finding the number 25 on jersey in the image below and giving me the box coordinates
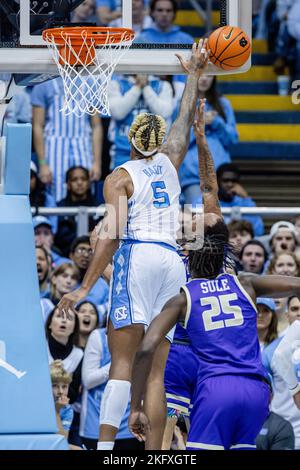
[201,293,244,331]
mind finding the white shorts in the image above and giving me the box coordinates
[108,241,186,341]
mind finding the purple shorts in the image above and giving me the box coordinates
[164,343,199,416]
[186,374,270,450]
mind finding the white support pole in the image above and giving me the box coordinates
[122,0,132,29]
[228,0,239,28]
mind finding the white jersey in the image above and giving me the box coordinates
[263,332,300,448]
[119,153,181,248]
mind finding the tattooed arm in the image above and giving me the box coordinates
[161,39,210,172]
[194,98,222,218]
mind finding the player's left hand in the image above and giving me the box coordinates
[176,38,210,75]
[58,288,88,318]
[90,162,101,182]
[129,410,150,442]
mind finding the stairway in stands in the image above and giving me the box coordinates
[175,1,300,227]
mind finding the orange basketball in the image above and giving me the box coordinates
[207,26,251,71]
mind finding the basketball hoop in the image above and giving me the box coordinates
[42,26,135,116]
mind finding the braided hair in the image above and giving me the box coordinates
[128,113,166,156]
[188,220,235,279]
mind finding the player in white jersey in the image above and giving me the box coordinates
[58,39,210,450]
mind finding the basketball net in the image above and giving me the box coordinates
[43,28,135,117]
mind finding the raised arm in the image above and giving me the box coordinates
[161,39,210,171]
[240,274,300,304]
[194,98,222,218]
[58,169,131,314]
[129,293,187,442]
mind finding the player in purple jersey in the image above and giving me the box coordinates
[58,41,210,451]
[129,100,300,450]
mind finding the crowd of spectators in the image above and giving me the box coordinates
[254,0,300,87]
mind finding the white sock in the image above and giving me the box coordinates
[97,441,114,451]
[100,379,131,428]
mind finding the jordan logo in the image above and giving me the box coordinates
[0,340,27,379]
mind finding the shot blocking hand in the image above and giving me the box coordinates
[176,38,210,75]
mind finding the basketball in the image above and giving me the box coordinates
[207,25,251,70]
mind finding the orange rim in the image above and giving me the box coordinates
[42,26,135,46]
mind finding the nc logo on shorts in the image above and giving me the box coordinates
[114,306,128,322]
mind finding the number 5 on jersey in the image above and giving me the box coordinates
[151,181,170,209]
[201,293,244,331]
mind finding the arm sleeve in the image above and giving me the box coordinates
[108,80,142,120]
[273,321,300,396]
[142,81,174,119]
[209,98,239,148]
[82,330,111,390]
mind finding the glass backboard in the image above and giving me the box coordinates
[0,0,252,78]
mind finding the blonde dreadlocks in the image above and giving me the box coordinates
[129,113,166,157]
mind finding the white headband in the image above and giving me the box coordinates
[131,137,158,157]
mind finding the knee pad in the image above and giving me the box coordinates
[100,379,131,429]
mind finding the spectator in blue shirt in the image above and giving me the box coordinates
[217,163,265,237]
[71,0,97,24]
[36,245,52,298]
[109,0,152,33]
[96,0,149,26]
[31,78,102,202]
[33,216,70,267]
[96,0,122,25]
[136,0,193,44]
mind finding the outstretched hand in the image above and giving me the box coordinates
[57,288,88,319]
[176,38,210,75]
[129,410,150,442]
[193,98,206,140]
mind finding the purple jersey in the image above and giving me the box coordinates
[182,273,266,383]
[173,322,189,342]
[173,252,190,343]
